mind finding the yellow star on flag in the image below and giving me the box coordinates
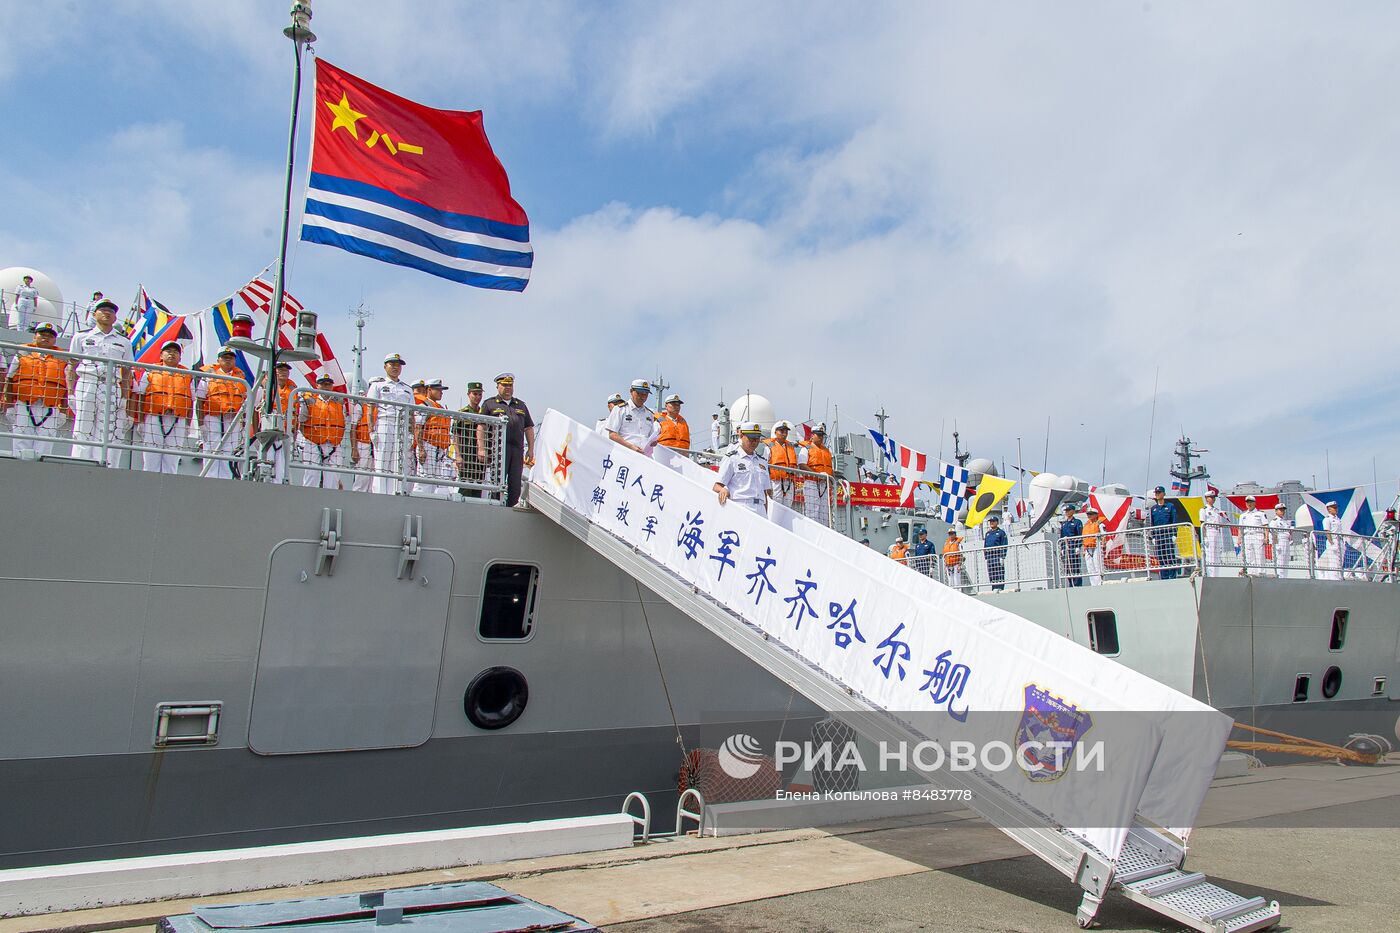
[325,92,368,138]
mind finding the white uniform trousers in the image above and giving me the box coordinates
[1202,536,1229,576]
[1273,536,1292,577]
[70,375,124,466]
[9,402,63,457]
[945,564,965,590]
[372,421,407,494]
[772,478,798,511]
[1318,545,1342,580]
[1242,534,1267,574]
[256,436,288,483]
[352,441,374,492]
[201,413,242,479]
[1083,546,1104,585]
[414,444,454,496]
[802,479,830,524]
[299,440,343,488]
[140,414,188,473]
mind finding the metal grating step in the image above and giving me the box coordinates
[1119,869,1281,933]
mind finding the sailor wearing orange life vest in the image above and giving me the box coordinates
[798,422,833,524]
[252,361,296,483]
[133,341,195,474]
[413,378,455,496]
[656,394,690,450]
[1081,505,1105,586]
[297,373,347,488]
[3,321,70,458]
[194,346,249,480]
[350,395,376,493]
[943,528,966,590]
[766,420,800,510]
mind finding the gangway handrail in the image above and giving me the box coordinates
[622,791,652,842]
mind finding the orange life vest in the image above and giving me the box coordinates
[354,402,376,445]
[202,370,248,417]
[802,441,833,475]
[302,395,347,445]
[9,344,67,407]
[1082,516,1103,549]
[142,367,194,419]
[657,411,690,449]
[889,542,909,561]
[943,537,964,567]
[767,437,798,482]
[420,398,451,449]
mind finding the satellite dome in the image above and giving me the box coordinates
[1054,475,1080,492]
[728,393,776,437]
[966,457,997,478]
[0,267,65,331]
[1030,472,1059,489]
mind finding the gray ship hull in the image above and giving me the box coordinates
[0,457,817,869]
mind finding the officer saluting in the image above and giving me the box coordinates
[477,372,534,507]
[713,421,772,518]
[365,352,414,494]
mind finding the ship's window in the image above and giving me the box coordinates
[478,563,540,640]
[1087,610,1119,656]
[1329,609,1349,651]
[1293,674,1310,703]
[1321,666,1342,699]
[1374,677,1387,696]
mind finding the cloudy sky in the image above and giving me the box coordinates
[3,1,1396,499]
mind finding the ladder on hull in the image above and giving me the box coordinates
[530,475,1279,931]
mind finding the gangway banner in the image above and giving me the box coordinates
[532,412,1231,858]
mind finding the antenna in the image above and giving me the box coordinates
[874,406,890,477]
[347,302,373,394]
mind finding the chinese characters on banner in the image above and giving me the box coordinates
[530,411,1232,859]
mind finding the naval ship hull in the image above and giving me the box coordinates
[0,458,818,869]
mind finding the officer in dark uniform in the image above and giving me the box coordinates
[983,514,1008,591]
[477,372,534,506]
[1059,503,1084,587]
[454,380,486,499]
[1148,485,1179,580]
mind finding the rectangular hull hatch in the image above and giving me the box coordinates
[249,541,453,755]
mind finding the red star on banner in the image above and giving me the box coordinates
[552,442,573,484]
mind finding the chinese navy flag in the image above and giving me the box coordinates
[301,59,532,291]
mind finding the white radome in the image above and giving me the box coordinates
[728,393,776,437]
[0,267,66,330]
[1029,472,1059,489]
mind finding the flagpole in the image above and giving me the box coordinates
[261,0,317,417]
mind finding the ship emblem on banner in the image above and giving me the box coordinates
[301,59,532,291]
[550,433,575,488]
[1016,684,1094,783]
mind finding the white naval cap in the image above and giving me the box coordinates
[737,421,764,436]
[664,393,683,404]
[630,379,651,392]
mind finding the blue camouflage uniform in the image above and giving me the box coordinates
[910,533,936,574]
[1149,498,1179,579]
[1059,514,1084,587]
[983,524,1008,590]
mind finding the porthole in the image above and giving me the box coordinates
[1321,666,1342,700]
[478,563,540,640]
[464,667,529,730]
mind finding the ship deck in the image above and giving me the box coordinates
[7,756,1397,933]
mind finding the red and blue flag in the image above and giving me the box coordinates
[300,59,532,291]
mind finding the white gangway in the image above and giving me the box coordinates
[529,411,1280,932]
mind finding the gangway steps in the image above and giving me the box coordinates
[529,487,1281,932]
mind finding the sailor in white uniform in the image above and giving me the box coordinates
[364,353,415,494]
[1237,496,1269,574]
[1199,490,1232,576]
[714,421,773,518]
[595,393,624,434]
[1263,503,1293,577]
[81,291,105,330]
[606,379,659,454]
[10,275,39,331]
[1319,501,1345,580]
[66,298,132,467]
